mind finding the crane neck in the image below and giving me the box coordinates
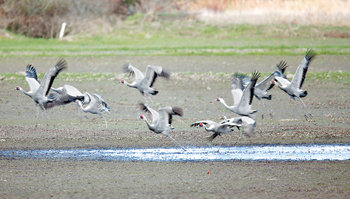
[18,87,32,97]
[220,99,233,110]
[123,80,136,88]
[76,101,88,112]
[142,115,155,131]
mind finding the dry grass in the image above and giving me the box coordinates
[182,0,350,25]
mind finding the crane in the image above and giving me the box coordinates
[139,103,185,151]
[237,61,288,119]
[121,64,170,97]
[216,71,260,117]
[191,119,241,142]
[220,116,256,137]
[75,92,110,128]
[274,49,315,120]
[15,58,67,116]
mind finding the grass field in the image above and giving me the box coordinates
[1,22,350,57]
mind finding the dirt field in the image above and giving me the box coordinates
[1,55,350,198]
[1,159,349,199]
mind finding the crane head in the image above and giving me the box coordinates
[199,123,203,127]
[216,98,221,102]
[140,115,144,119]
[121,80,125,84]
[15,87,20,90]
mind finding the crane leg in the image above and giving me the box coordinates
[101,115,108,128]
[163,132,186,152]
[34,103,40,127]
[35,103,39,119]
[40,104,50,126]
[297,97,313,121]
[260,100,266,120]
[220,135,224,146]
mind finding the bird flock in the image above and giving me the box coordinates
[16,49,315,150]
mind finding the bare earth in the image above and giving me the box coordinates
[1,55,349,198]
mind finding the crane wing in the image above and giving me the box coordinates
[255,73,275,92]
[190,120,217,127]
[158,106,183,126]
[145,65,170,87]
[217,123,240,131]
[93,93,110,112]
[64,84,83,97]
[238,71,260,108]
[139,103,159,125]
[84,92,95,109]
[231,74,245,106]
[291,49,315,89]
[275,76,291,87]
[275,60,288,78]
[37,58,67,96]
[122,63,144,83]
[25,65,40,92]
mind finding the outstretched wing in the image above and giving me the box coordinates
[275,60,288,78]
[291,49,315,89]
[158,106,183,126]
[139,103,159,125]
[231,74,245,106]
[218,122,240,131]
[190,120,217,127]
[93,93,110,112]
[25,64,40,92]
[238,71,260,108]
[145,65,170,87]
[255,73,275,92]
[37,58,67,96]
[64,84,83,97]
[122,63,144,83]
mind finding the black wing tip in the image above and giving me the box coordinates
[190,123,197,127]
[277,60,288,71]
[151,90,159,95]
[172,107,183,117]
[138,102,148,112]
[56,58,68,70]
[305,49,316,61]
[263,95,272,100]
[105,104,111,112]
[25,64,38,79]
[26,64,36,71]
[160,69,170,79]
[122,63,131,73]
[251,71,261,81]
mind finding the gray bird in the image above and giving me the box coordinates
[121,63,170,96]
[46,84,87,108]
[191,119,241,142]
[76,92,110,128]
[237,61,288,119]
[139,103,185,151]
[239,61,288,101]
[274,49,315,119]
[216,71,260,117]
[220,116,256,137]
[15,59,67,115]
